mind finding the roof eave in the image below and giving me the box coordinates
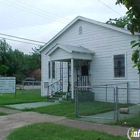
[40,16,80,52]
[40,16,140,53]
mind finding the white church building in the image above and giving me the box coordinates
[40,16,140,103]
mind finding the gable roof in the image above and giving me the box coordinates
[47,43,94,56]
[40,16,140,52]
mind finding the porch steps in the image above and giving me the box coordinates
[46,92,71,103]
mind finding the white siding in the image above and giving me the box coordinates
[41,20,139,103]
[50,48,72,61]
[41,51,48,96]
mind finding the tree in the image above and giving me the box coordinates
[0,39,41,81]
[0,39,11,76]
[0,65,9,76]
[106,16,129,28]
[116,0,140,73]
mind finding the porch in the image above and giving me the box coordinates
[46,43,94,99]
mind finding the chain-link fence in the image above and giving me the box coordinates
[16,81,41,94]
[117,87,140,121]
[75,85,140,122]
[75,86,116,120]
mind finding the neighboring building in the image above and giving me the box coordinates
[28,68,41,81]
[40,16,140,103]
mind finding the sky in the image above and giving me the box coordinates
[0,0,127,54]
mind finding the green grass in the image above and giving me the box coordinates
[7,122,127,140]
[22,101,133,119]
[77,101,133,116]
[27,102,75,118]
[0,90,139,128]
[0,111,7,116]
[110,114,140,128]
[0,89,46,106]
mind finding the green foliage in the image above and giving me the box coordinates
[116,0,140,73]
[0,64,9,75]
[116,0,140,34]
[106,16,129,28]
[7,122,127,140]
[0,39,41,80]
[131,39,140,73]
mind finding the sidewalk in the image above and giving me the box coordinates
[0,108,129,140]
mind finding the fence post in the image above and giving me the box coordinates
[115,86,119,121]
[126,82,129,104]
[105,85,107,107]
[75,87,78,117]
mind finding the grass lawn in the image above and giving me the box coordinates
[25,102,75,118]
[78,101,133,116]
[0,89,46,106]
[7,122,127,140]
[26,101,133,119]
[110,114,140,128]
[0,90,139,128]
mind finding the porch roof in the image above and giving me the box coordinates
[46,43,94,61]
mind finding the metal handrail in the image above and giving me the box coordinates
[93,82,128,87]
[47,79,62,96]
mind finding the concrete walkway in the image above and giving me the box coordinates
[0,108,129,140]
[6,102,59,109]
[0,112,66,140]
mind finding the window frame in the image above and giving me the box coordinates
[48,61,50,79]
[52,61,55,79]
[48,61,55,79]
[113,54,126,79]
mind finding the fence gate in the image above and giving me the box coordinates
[75,86,116,120]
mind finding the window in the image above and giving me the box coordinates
[114,54,125,78]
[48,61,55,79]
[48,61,50,79]
[79,26,82,34]
[52,61,55,79]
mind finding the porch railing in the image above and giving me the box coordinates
[74,75,91,91]
[74,75,91,86]
[47,79,63,96]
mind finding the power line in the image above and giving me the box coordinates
[14,0,70,22]
[98,0,122,16]
[0,1,68,24]
[0,33,46,44]
[0,37,45,46]
[0,14,61,33]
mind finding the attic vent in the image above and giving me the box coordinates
[79,26,82,34]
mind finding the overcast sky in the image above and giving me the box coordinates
[0,0,127,54]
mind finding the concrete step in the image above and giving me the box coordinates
[46,92,71,103]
